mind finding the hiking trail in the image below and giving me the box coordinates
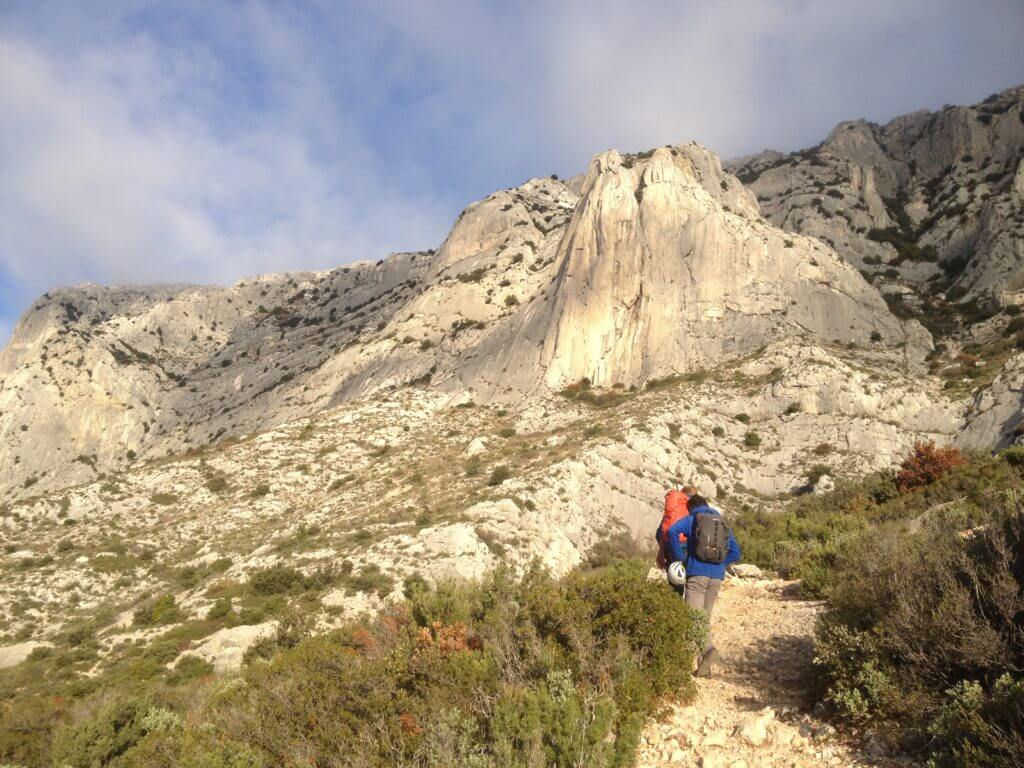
[636,578,922,768]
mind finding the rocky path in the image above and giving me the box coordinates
[636,579,920,768]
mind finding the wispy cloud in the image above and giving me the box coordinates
[1,0,1022,345]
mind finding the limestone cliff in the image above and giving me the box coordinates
[726,84,1024,304]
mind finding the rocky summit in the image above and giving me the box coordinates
[2,85,1023,660]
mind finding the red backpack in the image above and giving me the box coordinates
[656,490,690,568]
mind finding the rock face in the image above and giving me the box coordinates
[0,142,928,502]
[958,353,1024,449]
[464,145,923,397]
[727,85,1024,304]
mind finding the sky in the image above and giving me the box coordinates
[1,1,1023,345]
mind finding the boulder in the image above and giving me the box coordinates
[811,474,835,495]
[728,563,764,579]
[734,708,775,747]
[464,437,487,457]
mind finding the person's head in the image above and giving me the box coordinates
[681,484,698,496]
[687,494,709,511]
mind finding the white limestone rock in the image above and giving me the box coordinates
[186,621,278,672]
[0,641,49,670]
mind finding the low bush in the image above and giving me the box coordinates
[735,445,1024,765]
[248,565,335,596]
[133,594,181,627]
[488,465,512,486]
[896,441,967,493]
[17,560,699,767]
[814,493,1024,762]
[805,464,832,486]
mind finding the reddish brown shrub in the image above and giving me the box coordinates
[896,442,968,493]
[398,712,422,735]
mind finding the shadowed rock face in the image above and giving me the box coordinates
[0,137,953,501]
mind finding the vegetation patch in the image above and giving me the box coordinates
[0,559,699,768]
[734,444,1024,766]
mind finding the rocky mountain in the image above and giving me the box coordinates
[2,86,1023,661]
[726,84,1024,306]
[1,143,927,504]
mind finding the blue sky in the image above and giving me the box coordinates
[1,0,1023,345]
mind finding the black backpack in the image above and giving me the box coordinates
[691,513,731,564]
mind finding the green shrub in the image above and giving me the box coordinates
[1001,445,1024,468]
[929,675,1024,767]
[735,413,750,423]
[488,466,512,486]
[51,695,152,768]
[205,476,230,494]
[585,533,650,568]
[248,565,304,595]
[211,560,696,767]
[206,597,233,620]
[712,426,725,438]
[1,558,699,768]
[743,431,761,448]
[812,489,1024,763]
[249,484,270,499]
[133,594,181,627]
[166,655,213,685]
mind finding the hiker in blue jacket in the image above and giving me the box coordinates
[667,494,741,677]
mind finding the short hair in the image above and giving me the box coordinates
[687,494,709,510]
[681,484,699,496]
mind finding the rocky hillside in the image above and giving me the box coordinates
[1,339,958,659]
[727,84,1024,307]
[1,142,930,503]
[3,86,1024,656]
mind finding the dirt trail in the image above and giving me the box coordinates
[636,579,921,768]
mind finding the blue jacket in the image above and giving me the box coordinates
[667,505,741,580]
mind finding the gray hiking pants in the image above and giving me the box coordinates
[684,575,722,653]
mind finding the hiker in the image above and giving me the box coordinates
[654,484,697,572]
[666,493,741,678]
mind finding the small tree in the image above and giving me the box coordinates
[896,442,967,493]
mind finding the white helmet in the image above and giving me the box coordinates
[667,561,687,586]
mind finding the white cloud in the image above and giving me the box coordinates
[0,20,450,306]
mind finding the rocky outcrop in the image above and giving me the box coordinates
[957,352,1024,449]
[727,84,1024,304]
[1,339,962,645]
[459,144,927,397]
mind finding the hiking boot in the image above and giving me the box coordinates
[694,647,720,678]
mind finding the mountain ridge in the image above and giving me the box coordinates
[1,140,934,503]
